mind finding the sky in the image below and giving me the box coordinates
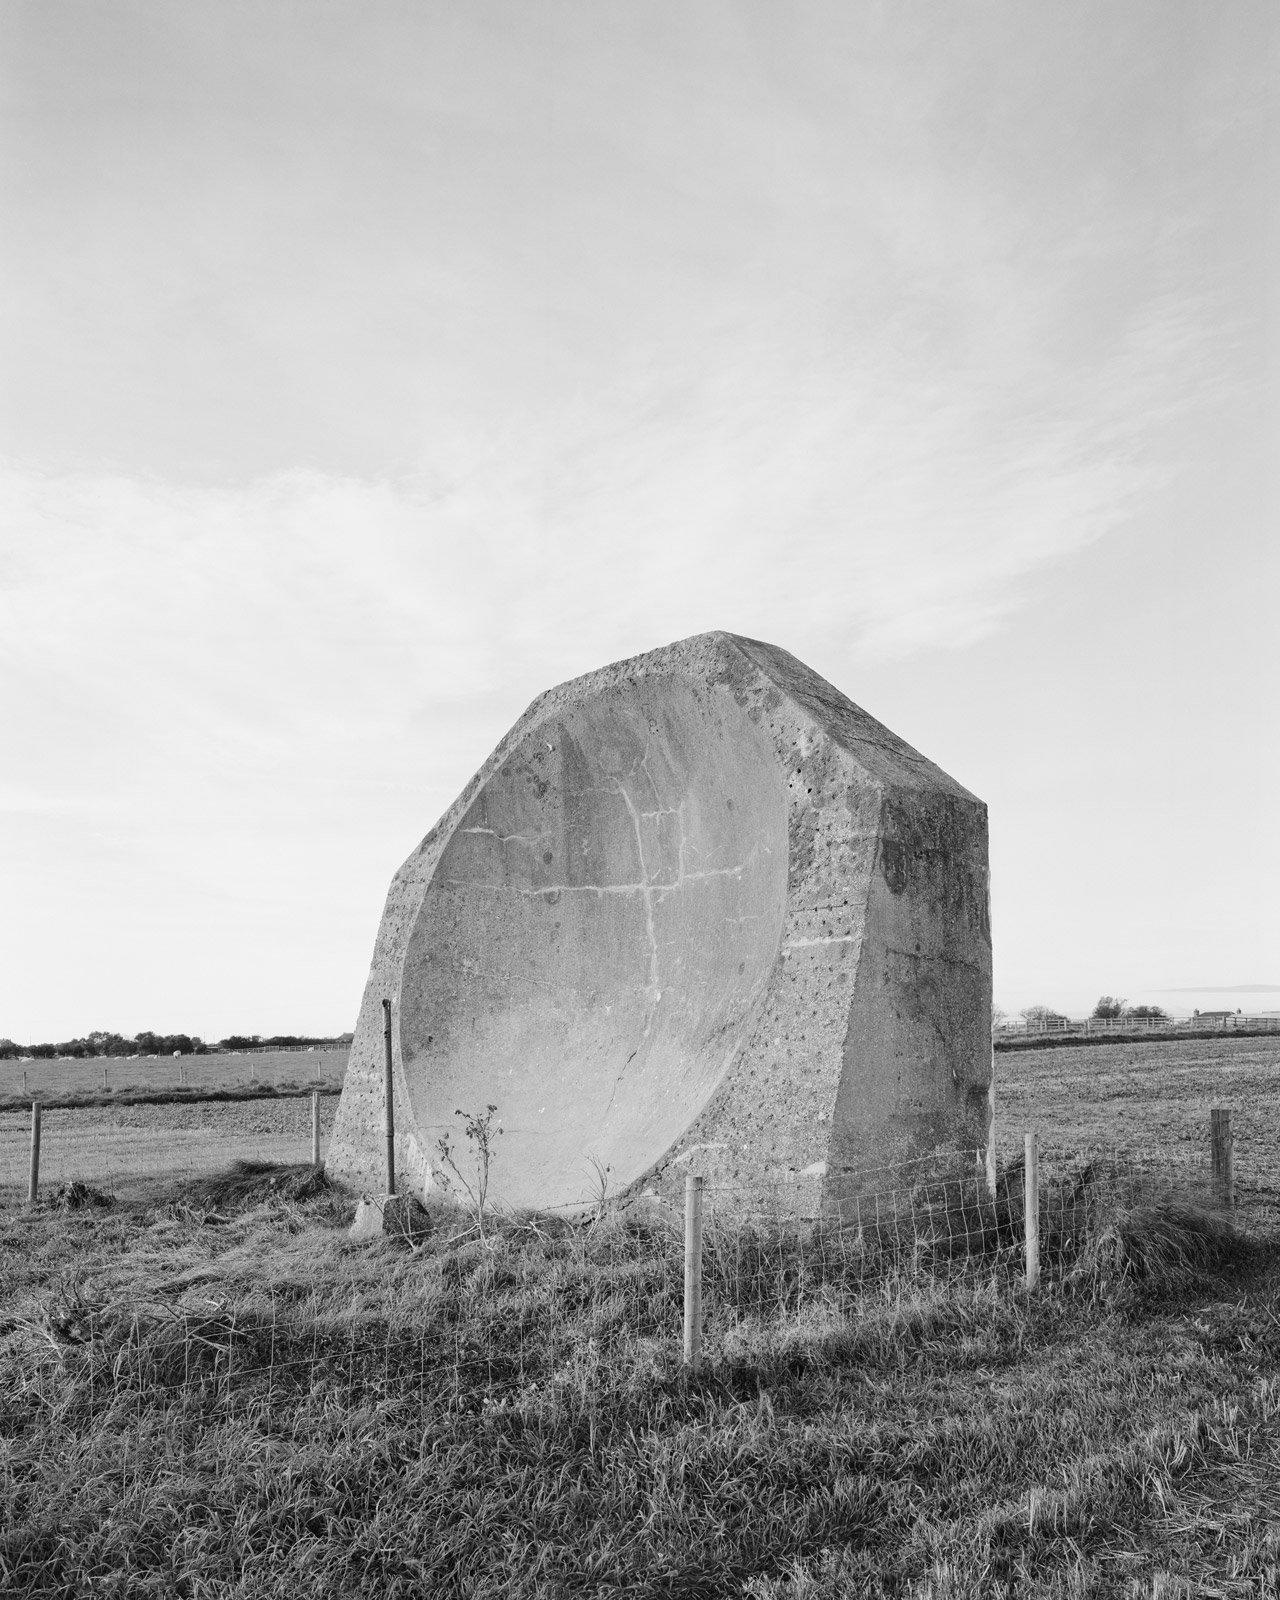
[1,0,1277,1041]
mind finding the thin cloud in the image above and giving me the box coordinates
[1,0,1270,1037]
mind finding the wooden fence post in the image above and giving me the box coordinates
[683,1174,704,1370]
[1210,1109,1233,1210]
[382,998,396,1196]
[311,1090,321,1167]
[28,1102,41,1205]
[1024,1131,1040,1292]
[102,1061,108,1092]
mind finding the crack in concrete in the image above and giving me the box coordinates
[440,857,759,899]
[614,779,661,1006]
[598,771,664,1120]
[460,826,551,856]
[602,1045,639,1118]
[445,762,772,1132]
[882,945,985,973]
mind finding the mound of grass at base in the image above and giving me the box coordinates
[178,1159,335,1214]
[47,1180,114,1213]
[1070,1199,1255,1302]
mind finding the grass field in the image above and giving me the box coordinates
[995,1034,1280,1234]
[0,1048,347,1111]
[5,1036,1275,1221]
[1,1038,1277,1596]
[0,1050,348,1198]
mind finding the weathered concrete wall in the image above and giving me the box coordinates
[327,632,992,1211]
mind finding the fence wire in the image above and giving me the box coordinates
[1,1124,1270,1600]
[0,1095,337,1205]
[0,1090,1259,1478]
[4,1139,1250,1431]
[694,1142,1228,1325]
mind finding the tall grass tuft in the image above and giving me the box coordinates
[1070,1200,1248,1301]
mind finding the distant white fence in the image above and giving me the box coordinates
[224,1043,350,1055]
[996,1013,1280,1040]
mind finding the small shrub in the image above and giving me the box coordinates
[434,1104,502,1239]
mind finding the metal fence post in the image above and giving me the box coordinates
[311,1090,321,1167]
[1024,1131,1040,1292]
[683,1174,704,1369]
[1210,1108,1233,1210]
[382,998,396,1196]
[28,1102,41,1205]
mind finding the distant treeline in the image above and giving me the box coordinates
[0,1031,354,1061]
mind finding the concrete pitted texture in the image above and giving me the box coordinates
[327,633,992,1212]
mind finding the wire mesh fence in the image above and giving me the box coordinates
[2,1089,1260,1436]
[8,1133,1253,1455]
[0,1093,338,1206]
[690,1137,1231,1335]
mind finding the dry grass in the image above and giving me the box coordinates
[178,1158,336,1214]
[2,1160,1277,1599]
[2,1032,1277,1595]
[1070,1202,1251,1302]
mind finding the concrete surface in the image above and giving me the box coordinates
[327,632,992,1212]
[348,1192,432,1242]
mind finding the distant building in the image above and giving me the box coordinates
[1192,1009,1241,1027]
